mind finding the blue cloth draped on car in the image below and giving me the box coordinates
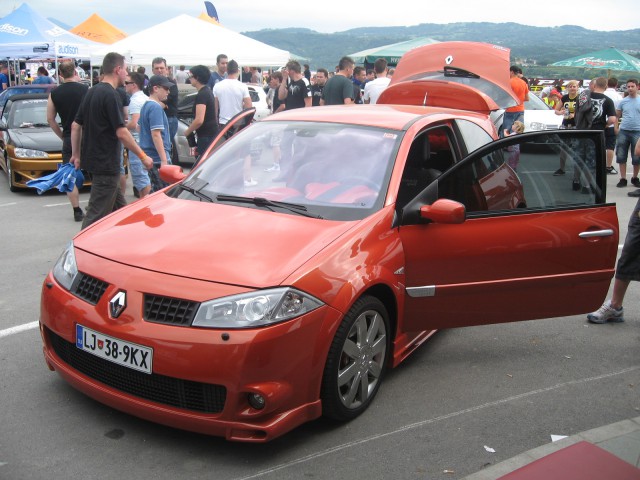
[26,163,84,194]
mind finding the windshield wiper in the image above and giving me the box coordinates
[177,183,215,202]
[216,194,323,219]
[32,122,50,127]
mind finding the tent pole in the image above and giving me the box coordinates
[54,42,60,85]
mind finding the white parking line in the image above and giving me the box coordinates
[233,365,640,480]
[0,202,17,207]
[44,200,88,208]
[0,321,39,339]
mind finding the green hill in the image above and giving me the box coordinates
[243,23,640,78]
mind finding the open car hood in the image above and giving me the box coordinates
[377,42,520,114]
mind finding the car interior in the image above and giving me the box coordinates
[398,127,455,210]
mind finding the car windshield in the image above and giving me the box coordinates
[167,121,401,221]
[7,99,52,128]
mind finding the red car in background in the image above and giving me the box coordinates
[39,42,617,441]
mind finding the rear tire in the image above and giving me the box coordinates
[321,296,390,421]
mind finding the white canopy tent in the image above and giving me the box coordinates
[90,15,290,67]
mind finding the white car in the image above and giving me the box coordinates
[491,92,562,133]
[173,83,270,166]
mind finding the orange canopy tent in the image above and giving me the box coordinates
[197,12,220,25]
[70,13,127,45]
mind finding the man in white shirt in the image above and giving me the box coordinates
[604,77,623,174]
[213,60,254,186]
[213,60,251,126]
[363,58,391,105]
[174,65,189,84]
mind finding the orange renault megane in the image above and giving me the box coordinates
[39,43,618,442]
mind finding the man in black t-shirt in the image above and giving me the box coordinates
[278,60,311,110]
[310,69,328,107]
[587,77,617,132]
[71,52,152,229]
[47,61,88,222]
[574,77,617,193]
[268,71,285,114]
[275,61,310,181]
[184,65,217,159]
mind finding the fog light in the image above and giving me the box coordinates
[248,393,266,410]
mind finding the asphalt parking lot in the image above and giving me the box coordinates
[1,172,638,480]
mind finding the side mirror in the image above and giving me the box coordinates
[420,199,466,224]
[159,164,186,185]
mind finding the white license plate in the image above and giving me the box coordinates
[76,324,153,374]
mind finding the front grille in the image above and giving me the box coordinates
[73,273,108,305]
[144,294,199,326]
[47,327,226,414]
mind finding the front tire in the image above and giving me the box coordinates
[321,296,390,421]
[6,157,18,192]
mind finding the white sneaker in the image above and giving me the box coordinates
[264,164,280,172]
[244,179,258,187]
[587,300,624,324]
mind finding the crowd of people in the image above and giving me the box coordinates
[36,53,398,228]
[8,53,640,322]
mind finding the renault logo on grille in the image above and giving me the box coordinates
[109,291,127,318]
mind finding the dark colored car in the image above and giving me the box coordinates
[0,93,63,191]
[0,84,57,114]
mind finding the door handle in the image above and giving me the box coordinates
[579,229,614,238]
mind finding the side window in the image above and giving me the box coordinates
[397,127,456,210]
[438,131,603,215]
[454,119,493,154]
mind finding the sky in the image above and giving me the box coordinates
[0,0,638,34]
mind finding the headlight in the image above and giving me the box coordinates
[52,242,78,291]
[192,287,324,329]
[528,122,544,131]
[14,148,49,158]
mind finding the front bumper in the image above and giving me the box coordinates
[8,154,62,188]
[39,250,343,441]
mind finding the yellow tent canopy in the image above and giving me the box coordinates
[70,13,128,45]
[198,12,220,25]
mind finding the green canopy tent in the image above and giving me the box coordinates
[549,47,640,76]
[348,37,439,69]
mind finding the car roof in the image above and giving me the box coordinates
[6,84,56,90]
[6,93,49,101]
[263,103,488,131]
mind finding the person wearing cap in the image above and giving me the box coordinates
[139,75,174,192]
[544,89,563,110]
[150,57,179,155]
[71,52,153,229]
